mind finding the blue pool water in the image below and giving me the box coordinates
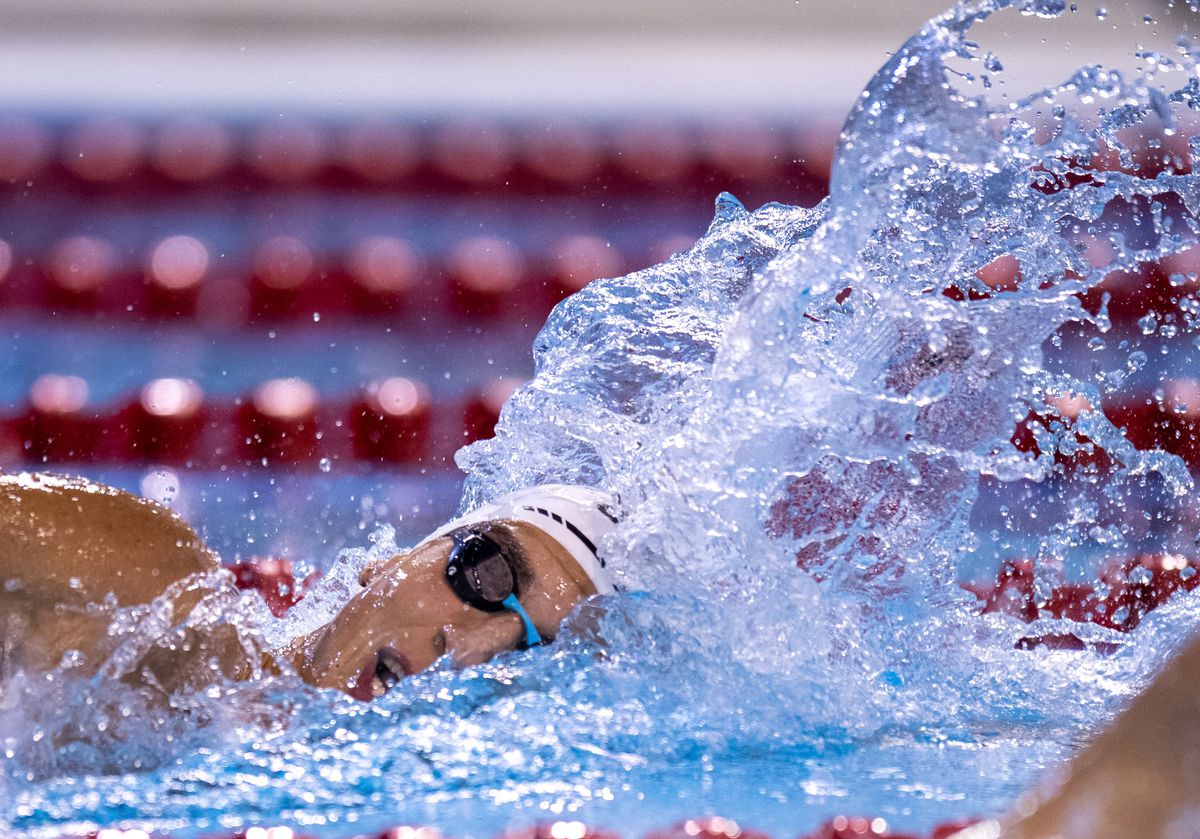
[7,1,1200,836]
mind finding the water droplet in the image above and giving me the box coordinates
[140,469,180,505]
[318,457,332,473]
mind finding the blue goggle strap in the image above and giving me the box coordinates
[501,593,544,649]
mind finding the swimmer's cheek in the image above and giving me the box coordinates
[441,621,523,669]
[441,599,609,670]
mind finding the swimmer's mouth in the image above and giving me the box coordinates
[350,646,411,701]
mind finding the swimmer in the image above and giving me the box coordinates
[13,470,1200,838]
[0,472,617,701]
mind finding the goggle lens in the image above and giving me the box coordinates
[446,529,513,611]
[445,527,544,648]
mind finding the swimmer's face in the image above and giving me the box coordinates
[294,519,597,700]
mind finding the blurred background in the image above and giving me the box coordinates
[0,0,1185,570]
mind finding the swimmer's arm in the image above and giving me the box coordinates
[964,634,1200,839]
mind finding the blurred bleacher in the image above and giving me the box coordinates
[0,0,1188,560]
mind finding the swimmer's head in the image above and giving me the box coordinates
[294,485,618,700]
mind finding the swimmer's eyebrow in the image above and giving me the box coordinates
[478,521,534,586]
[481,521,526,561]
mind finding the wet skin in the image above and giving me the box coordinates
[0,472,220,681]
[285,521,598,699]
[0,473,597,699]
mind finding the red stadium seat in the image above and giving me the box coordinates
[370,828,444,839]
[247,118,329,184]
[62,116,145,183]
[124,378,207,465]
[150,116,235,183]
[447,236,527,317]
[501,822,620,839]
[973,558,1039,623]
[349,377,433,465]
[0,116,51,183]
[144,234,210,317]
[646,234,698,265]
[0,238,13,287]
[24,373,100,462]
[928,822,982,839]
[518,118,604,190]
[1010,393,1111,473]
[43,235,120,310]
[431,118,514,187]
[976,254,1021,293]
[1118,125,1190,179]
[792,122,838,190]
[1104,382,1200,471]
[969,552,1200,652]
[1085,264,1172,327]
[337,119,421,184]
[239,378,322,465]
[800,816,920,839]
[610,119,694,186]
[250,236,318,319]
[545,234,623,305]
[342,236,422,313]
[462,377,523,443]
[0,410,24,468]
[233,828,319,839]
[700,119,785,186]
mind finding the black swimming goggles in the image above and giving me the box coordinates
[444,527,544,649]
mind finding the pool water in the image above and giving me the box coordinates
[7,1,1200,836]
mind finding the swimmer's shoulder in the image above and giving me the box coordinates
[0,471,218,606]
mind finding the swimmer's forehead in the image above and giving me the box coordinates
[412,520,527,559]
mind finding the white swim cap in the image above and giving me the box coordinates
[418,484,619,595]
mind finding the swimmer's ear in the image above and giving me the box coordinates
[358,549,413,587]
[357,558,387,587]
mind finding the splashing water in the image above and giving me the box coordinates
[465,0,1200,714]
[7,1,1200,836]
